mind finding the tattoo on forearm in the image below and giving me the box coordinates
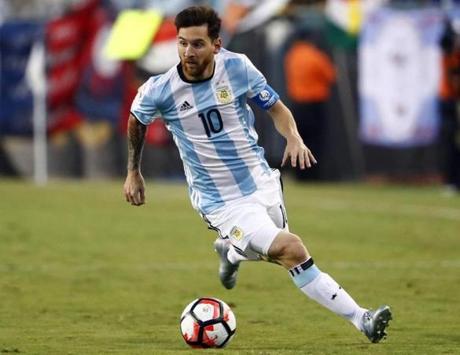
[127,118,147,171]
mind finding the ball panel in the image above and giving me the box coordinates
[192,298,221,322]
[180,314,200,343]
[202,322,230,348]
[221,332,235,348]
[222,302,236,331]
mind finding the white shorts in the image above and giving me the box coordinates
[203,170,289,257]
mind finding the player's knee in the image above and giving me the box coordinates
[284,235,308,263]
[268,232,309,268]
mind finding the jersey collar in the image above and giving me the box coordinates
[177,62,216,84]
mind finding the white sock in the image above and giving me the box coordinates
[290,259,367,331]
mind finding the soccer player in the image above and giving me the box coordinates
[124,5,392,343]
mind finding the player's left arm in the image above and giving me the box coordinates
[268,100,317,169]
[243,54,316,169]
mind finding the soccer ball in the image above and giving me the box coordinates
[180,297,236,348]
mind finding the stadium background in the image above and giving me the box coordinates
[1,0,459,189]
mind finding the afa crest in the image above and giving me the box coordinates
[216,86,233,104]
[230,226,244,240]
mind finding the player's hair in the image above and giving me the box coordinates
[175,6,221,40]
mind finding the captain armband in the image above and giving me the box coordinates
[250,85,279,110]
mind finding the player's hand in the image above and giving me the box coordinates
[281,137,317,170]
[123,170,146,206]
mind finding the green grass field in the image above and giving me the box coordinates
[1,179,459,354]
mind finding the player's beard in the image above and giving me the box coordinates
[182,55,213,80]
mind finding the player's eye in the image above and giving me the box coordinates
[179,40,187,47]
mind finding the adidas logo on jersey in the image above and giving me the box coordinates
[179,101,193,111]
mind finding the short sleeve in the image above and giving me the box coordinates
[243,55,279,110]
[244,55,267,99]
[130,77,159,125]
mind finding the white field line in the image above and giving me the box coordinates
[306,198,460,222]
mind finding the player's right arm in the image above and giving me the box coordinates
[123,114,147,206]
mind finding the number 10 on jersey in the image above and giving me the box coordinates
[199,109,223,137]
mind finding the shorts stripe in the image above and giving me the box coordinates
[232,244,247,257]
[202,214,224,238]
[279,204,286,229]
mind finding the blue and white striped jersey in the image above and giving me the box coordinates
[130,48,280,214]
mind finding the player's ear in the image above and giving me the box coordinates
[213,37,222,53]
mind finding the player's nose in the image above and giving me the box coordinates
[184,45,195,57]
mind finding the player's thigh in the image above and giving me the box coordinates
[254,171,288,232]
[208,203,282,257]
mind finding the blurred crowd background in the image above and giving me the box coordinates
[1,0,460,193]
